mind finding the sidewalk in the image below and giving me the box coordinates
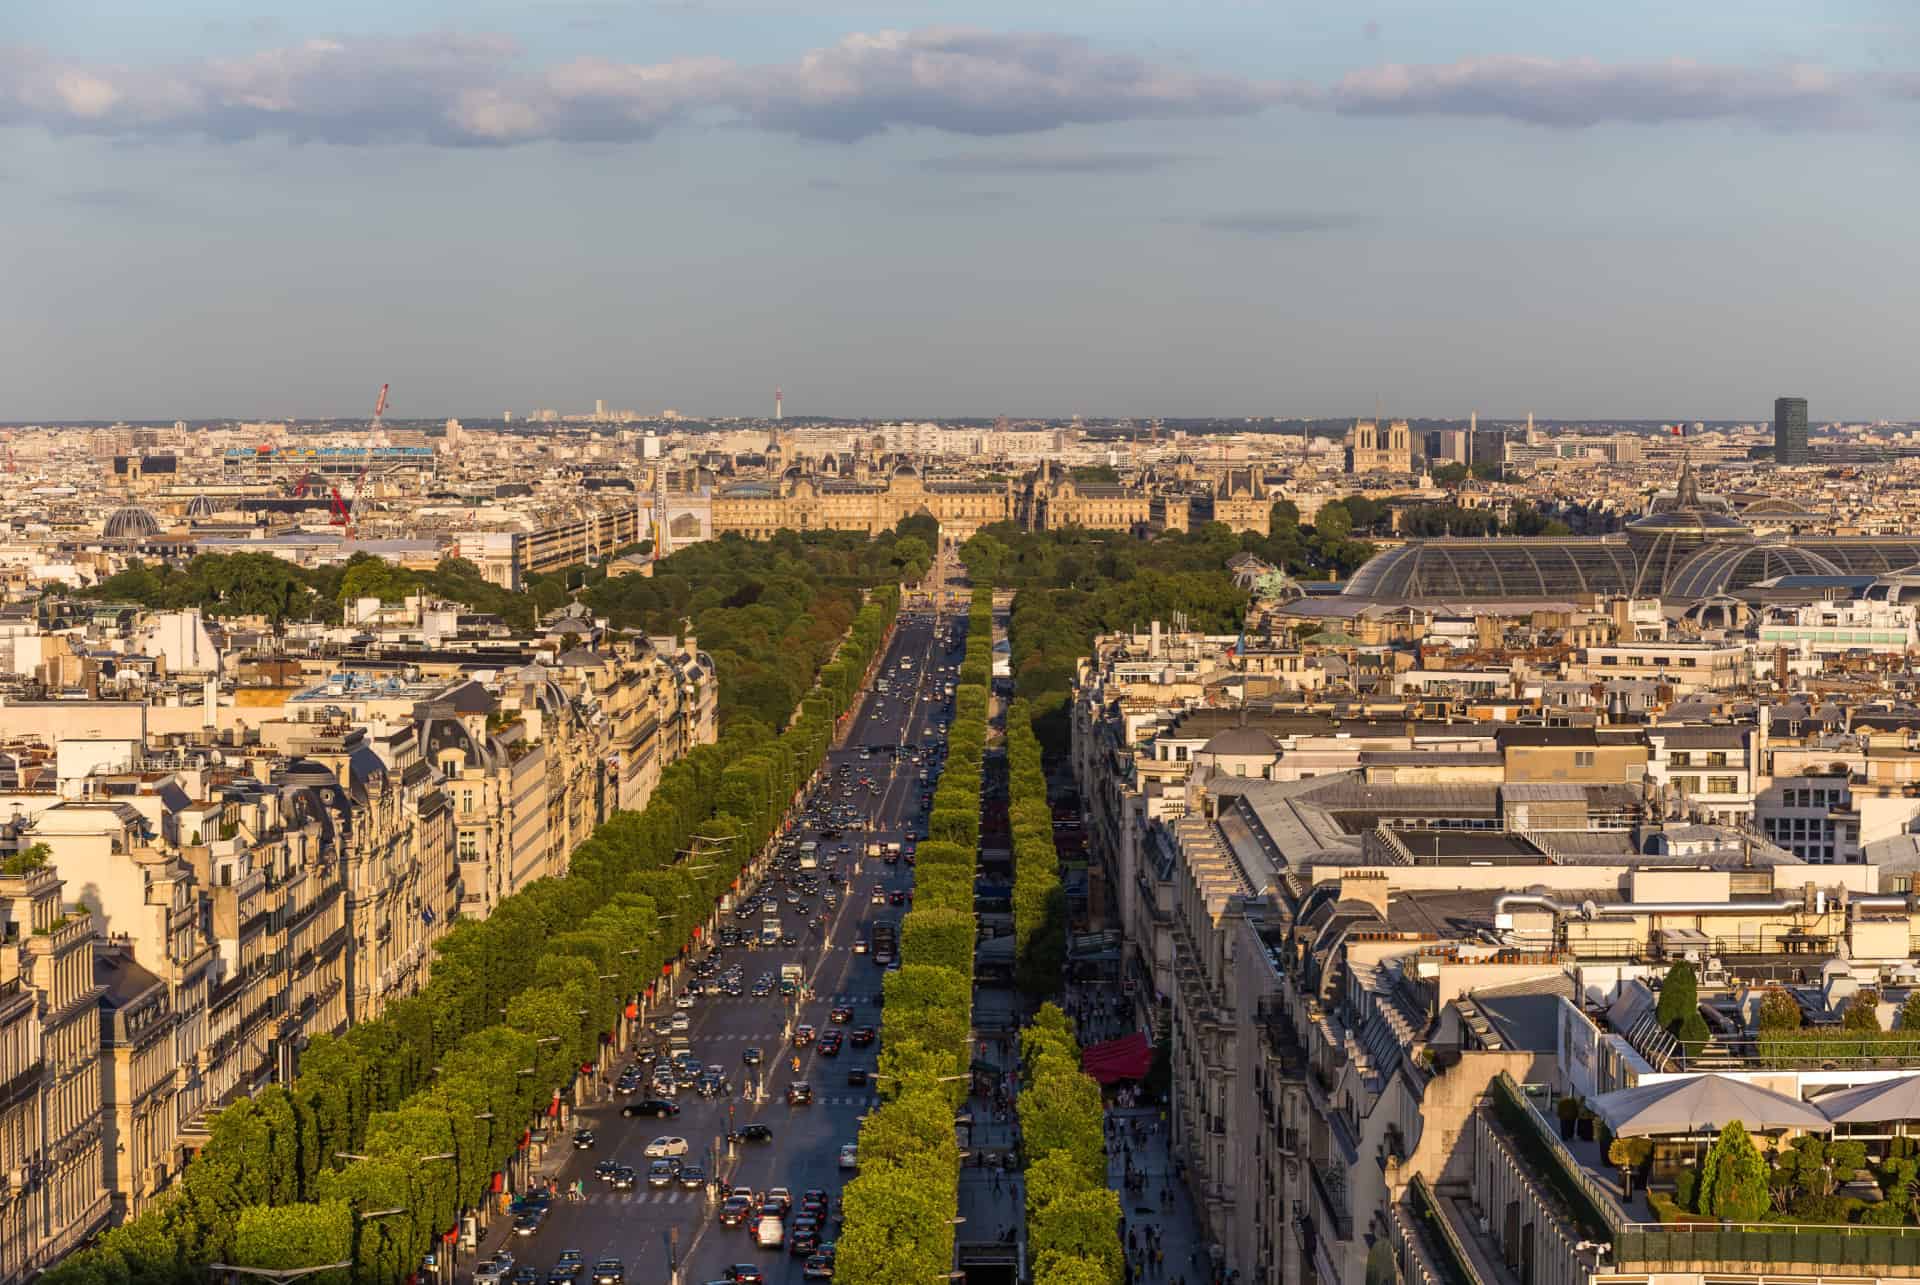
[1062,982,1217,1285]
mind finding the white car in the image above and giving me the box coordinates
[670,1013,690,1032]
[643,1136,690,1158]
[674,994,695,1010]
[838,1144,858,1170]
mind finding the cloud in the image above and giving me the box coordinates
[1183,212,1370,238]
[1319,56,1866,129]
[0,33,1902,148]
[921,149,1184,175]
[0,28,1278,147]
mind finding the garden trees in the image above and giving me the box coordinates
[1758,988,1803,1032]
[1695,1120,1769,1222]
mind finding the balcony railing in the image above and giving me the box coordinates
[1405,1175,1478,1285]
[1308,1157,1353,1242]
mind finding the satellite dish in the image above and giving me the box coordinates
[210,749,225,766]
[1581,900,1599,922]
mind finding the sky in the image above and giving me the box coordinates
[4,0,1917,422]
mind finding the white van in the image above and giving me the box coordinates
[753,1214,785,1248]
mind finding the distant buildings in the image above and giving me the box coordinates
[1775,395,1809,465]
[1345,419,1412,474]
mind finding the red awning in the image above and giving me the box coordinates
[1080,1032,1152,1084]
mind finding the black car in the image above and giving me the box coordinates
[592,1262,624,1285]
[789,1219,821,1255]
[572,1129,595,1149]
[724,1267,765,1284]
[846,1067,868,1087]
[787,1082,814,1106]
[742,1047,763,1066]
[624,1098,680,1118]
[849,1026,876,1047]
[610,1166,637,1192]
[803,1252,835,1279]
[733,1123,775,1143]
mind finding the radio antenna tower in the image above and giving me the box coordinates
[775,387,784,420]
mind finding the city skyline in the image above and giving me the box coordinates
[6,0,1917,419]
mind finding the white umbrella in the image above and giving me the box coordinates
[1591,1074,1831,1137]
[1813,1074,1920,1125]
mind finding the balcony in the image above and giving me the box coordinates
[1308,1158,1353,1242]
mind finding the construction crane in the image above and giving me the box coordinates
[371,383,389,432]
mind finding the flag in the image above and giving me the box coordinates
[1671,425,1685,437]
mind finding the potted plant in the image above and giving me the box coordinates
[1556,1096,1580,1140]
[1609,1136,1653,1198]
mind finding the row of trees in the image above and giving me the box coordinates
[46,585,902,1285]
[836,587,993,1285]
[962,524,1248,756]
[1007,698,1066,998]
[87,522,939,734]
[1022,1006,1122,1285]
[85,551,564,632]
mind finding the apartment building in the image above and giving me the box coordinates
[0,600,720,1269]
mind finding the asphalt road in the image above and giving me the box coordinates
[489,604,967,1285]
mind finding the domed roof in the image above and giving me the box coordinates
[892,462,919,479]
[186,495,217,519]
[1626,460,1750,537]
[1664,541,1844,600]
[103,506,163,539]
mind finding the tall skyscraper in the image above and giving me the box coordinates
[1775,396,1809,465]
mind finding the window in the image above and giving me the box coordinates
[458,832,478,861]
[1669,751,1692,767]
[1574,751,1595,768]
[1674,776,1701,796]
[1707,777,1738,795]
[1707,751,1728,768]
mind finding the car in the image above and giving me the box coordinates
[594,1159,621,1182]
[780,932,798,946]
[475,1253,516,1283]
[787,1081,814,1106]
[752,1216,785,1249]
[888,891,906,905]
[652,1017,674,1035]
[719,1195,754,1227]
[644,1136,690,1158]
[507,1266,538,1285]
[670,1013,691,1032]
[803,1252,835,1279]
[555,1252,583,1271]
[592,1262,624,1285]
[742,1046,763,1066]
[572,1129,595,1149]
[610,1166,637,1192]
[512,1210,544,1237]
[790,1220,821,1255]
[852,938,867,954]
[508,1192,551,1215]
[724,1268,765,1285]
[548,1269,581,1285]
[849,1026,875,1047]
[800,1190,829,1217]
[624,1098,680,1118]
[648,1159,680,1188]
[766,1187,793,1212]
[846,1067,868,1087]
[828,1006,853,1024]
[839,1144,858,1169]
[793,1026,815,1047]
[817,1033,842,1056]
[734,1123,774,1143]
[676,993,695,1009]
[869,890,886,905]
[680,1163,707,1190]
